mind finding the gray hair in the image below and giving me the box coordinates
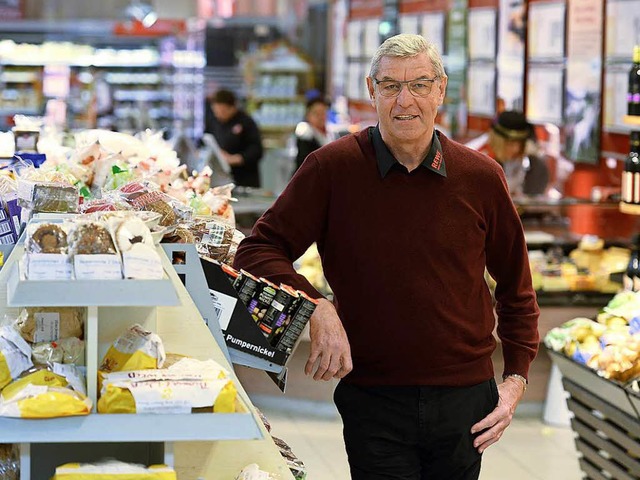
[369,34,446,80]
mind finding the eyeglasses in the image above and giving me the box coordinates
[373,77,439,98]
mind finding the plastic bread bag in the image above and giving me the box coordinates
[68,221,117,255]
[16,306,84,343]
[80,192,132,214]
[235,464,276,480]
[51,461,176,480]
[92,152,128,190]
[97,377,237,414]
[188,216,244,264]
[98,357,235,414]
[0,325,33,390]
[17,178,79,213]
[129,189,193,231]
[32,337,85,366]
[24,222,69,254]
[0,444,19,480]
[1,368,69,402]
[271,436,307,480]
[100,324,165,374]
[0,384,91,418]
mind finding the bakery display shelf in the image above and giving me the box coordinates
[535,291,616,307]
[6,262,179,308]
[623,115,640,126]
[620,201,640,215]
[0,409,262,443]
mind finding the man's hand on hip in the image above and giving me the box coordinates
[469,376,526,453]
[305,299,353,381]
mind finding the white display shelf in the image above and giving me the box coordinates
[6,245,179,307]
[0,411,262,443]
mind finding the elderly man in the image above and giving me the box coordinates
[234,34,539,480]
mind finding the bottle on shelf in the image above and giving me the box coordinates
[629,45,640,116]
[624,234,640,291]
[623,131,640,204]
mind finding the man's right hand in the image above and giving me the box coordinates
[305,298,353,381]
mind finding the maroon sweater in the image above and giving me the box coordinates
[234,128,539,386]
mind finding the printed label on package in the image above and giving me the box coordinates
[122,251,163,279]
[33,312,60,343]
[27,254,73,280]
[74,254,122,280]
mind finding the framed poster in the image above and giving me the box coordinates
[604,65,634,132]
[526,65,564,124]
[421,12,446,56]
[605,0,640,59]
[468,8,497,60]
[564,0,604,164]
[496,0,525,110]
[467,63,496,116]
[528,2,566,61]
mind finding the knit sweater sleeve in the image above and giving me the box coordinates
[484,167,540,380]
[233,153,329,299]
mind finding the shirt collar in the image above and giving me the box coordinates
[370,125,447,178]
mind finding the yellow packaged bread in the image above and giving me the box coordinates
[100,324,165,373]
[16,307,84,343]
[0,326,33,391]
[98,358,236,414]
[98,379,236,414]
[51,461,176,479]
[1,369,67,401]
[0,385,91,418]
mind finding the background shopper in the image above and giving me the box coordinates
[205,89,264,188]
[293,97,330,173]
[234,34,539,480]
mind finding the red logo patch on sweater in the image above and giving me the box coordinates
[431,151,442,170]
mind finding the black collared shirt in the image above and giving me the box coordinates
[369,125,447,178]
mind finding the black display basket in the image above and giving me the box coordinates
[547,348,640,479]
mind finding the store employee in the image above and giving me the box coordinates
[205,89,264,188]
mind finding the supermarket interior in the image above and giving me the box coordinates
[1,0,640,479]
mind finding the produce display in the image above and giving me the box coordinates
[545,290,640,382]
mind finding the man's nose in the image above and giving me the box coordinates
[396,84,415,106]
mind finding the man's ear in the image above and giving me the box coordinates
[366,76,375,105]
[437,76,448,106]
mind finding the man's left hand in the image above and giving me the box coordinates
[469,377,526,453]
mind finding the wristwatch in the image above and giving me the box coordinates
[503,373,528,392]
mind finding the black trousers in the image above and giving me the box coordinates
[334,379,499,480]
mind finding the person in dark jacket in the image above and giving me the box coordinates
[205,89,263,188]
[294,98,330,173]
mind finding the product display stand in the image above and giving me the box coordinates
[0,231,292,479]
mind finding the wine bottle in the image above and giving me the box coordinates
[630,45,640,116]
[624,132,640,203]
[624,235,640,291]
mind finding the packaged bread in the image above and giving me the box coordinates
[0,444,19,480]
[17,180,79,213]
[25,222,69,254]
[1,369,68,402]
[32,337,84,366]
[68,222,117,255]
[0,325,33,390]
[0,385,91,418]
[98,357,235,414]
[100,325,165,374]
[16,306,84,343]
[51,461,176,480]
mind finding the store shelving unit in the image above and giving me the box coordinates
[0,239,264,479]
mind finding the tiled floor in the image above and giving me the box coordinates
[257,403,582,480]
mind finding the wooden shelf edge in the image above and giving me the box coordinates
[623,115,640,126]
[620,201,640,215]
